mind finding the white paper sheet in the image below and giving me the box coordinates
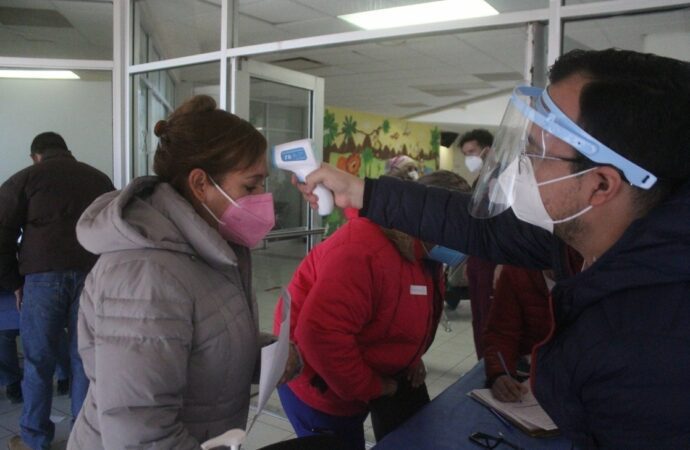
[468,381,558,432]
[247,288,291,434]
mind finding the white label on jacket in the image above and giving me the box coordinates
[410,285,428,296]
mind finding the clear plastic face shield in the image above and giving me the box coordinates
[469,86,657,219]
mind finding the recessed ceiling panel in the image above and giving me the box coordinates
[0,1,112,59]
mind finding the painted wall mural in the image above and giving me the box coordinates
[322,106,440,235]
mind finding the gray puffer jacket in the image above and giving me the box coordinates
[68,177,259,450]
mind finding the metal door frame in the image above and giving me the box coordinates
[232,58,325,251]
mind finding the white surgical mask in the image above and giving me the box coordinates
[499,157,595,233]
[464,155,483,173]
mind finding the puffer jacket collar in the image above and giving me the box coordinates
[553,180,690,325]
[77,176,238,272]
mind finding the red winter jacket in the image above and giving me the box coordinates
[273,217,443,416]
[483,266,551,383]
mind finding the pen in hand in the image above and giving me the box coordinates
[497,351,522,403]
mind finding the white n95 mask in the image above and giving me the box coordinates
[464,155,483,173]
[498,156,595,233]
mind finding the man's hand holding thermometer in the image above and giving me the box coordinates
[275,140,365,211]
[273,139,334,216]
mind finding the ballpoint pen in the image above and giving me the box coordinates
[497,351,522,402]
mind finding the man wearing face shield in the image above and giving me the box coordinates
[295,49,690,448]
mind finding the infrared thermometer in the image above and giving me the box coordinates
[273,139,334,216]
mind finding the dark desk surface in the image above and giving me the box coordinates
[373,360,574,450]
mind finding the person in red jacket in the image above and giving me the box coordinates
[274,170,470,449]
[484,248,582,402]
[483,266,552,402]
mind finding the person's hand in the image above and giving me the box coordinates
[491,375,527,403]
[278,343,303,385]
[380,376,398,397]
[406,360,426,388]
[14,287,23,311]
[293,163,365,210]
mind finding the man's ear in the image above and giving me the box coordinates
[588,166,624,206]
[187,168,210,203]
[30,154,41,164]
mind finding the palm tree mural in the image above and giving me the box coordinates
[382,119,391,135]
[323,109,339,148]
[361,146,374,177]
[429,126,441,161]
[321,111,439,235]
[341,115,358,154]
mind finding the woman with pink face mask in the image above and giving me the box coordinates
[68,95,283,449]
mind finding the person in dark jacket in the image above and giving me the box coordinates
[0,132,113,450]
[295,48,690,449]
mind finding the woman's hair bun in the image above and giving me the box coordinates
[175,95,217,116]
[154,120,168,138]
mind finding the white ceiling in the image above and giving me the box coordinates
[0,1,688,130]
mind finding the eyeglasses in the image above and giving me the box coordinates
[469,431,524,450]
[523,152,581,163]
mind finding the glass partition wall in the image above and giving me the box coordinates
[123,0,688,335]
[1,0,686,333]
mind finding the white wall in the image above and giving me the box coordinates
[643,32,690,62]
[439,145,453,171]
[0,76,113,184]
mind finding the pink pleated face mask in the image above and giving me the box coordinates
[202,176,275,248]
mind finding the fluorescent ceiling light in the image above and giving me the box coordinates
[339,0,499,30]
[0,70,80,80]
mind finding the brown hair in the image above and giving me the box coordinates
[418,170,471,193]
[153,95,267,192]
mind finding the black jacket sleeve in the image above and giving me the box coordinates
[362,176,558,270]
[0,172,27,291]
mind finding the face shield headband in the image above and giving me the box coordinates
[468,85,657,219]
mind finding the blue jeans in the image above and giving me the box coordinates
[0,329,68,388]
[0,329,21,386]
[20,271,89,450]
[278,384,368,450]
[55,330,70,382]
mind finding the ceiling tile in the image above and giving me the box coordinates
[276,16,358,36]
[240,0,325,24]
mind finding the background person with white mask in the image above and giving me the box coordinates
[456,129,500,359]
[294,49,690,449]
[458,128,493,176]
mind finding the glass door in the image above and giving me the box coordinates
[232,59,325,330]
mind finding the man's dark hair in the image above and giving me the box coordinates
[549,48,690,214]
[30,132,68,155]
[459,129,493,149]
